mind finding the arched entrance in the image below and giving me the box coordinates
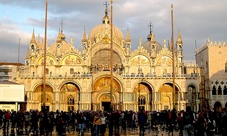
[187,85,197,111]
[133,82,152,111]
[34,84,53,111]
[92,77,121,111]
[60,82,80,112]
[158,84,172,110]
[100,94,111,111]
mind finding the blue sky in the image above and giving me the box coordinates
[0,0,227,63]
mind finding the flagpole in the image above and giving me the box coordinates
[171,4,175,109]
[42,0,48,112]
[110,0,113,111]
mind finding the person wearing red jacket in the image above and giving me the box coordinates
[3,110,11,135]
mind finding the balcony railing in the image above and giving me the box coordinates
[122,73,199,79]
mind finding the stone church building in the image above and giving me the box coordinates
[16,5,200,112]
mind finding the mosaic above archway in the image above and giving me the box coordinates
[131,55,150,66]
[38,56,56,65]
[156,56,172,66]
[34,84,53,92]
[133,83,150,93]
[93,77,120,92]
[62,55,82,65]
[60,83,79,92]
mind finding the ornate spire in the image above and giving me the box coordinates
[30,28,36,44]
[148,21,153,34]
[82,27,87,42]
[126,28,131,43]
[102,1,109,24]
[60,19,64,33]
[37,34,41,48]
[56,20,66,43]
[147,21,153,41]
[177,29,182,45]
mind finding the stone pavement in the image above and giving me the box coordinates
[0,126,222,136]
[0,126,181,136]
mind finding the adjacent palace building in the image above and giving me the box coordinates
[2,3,226,112]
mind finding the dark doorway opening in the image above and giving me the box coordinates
[102,102,111,111]
[139,106,145,111]
[41,106,49,112]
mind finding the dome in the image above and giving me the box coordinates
[142,33,162,52]
[88,8,124,45]
[142,41,162,53]
[49,40,71,54]
[88,24,124,43]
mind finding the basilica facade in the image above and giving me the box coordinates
[16,6,200,112]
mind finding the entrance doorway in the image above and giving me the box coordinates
[41,106,49,112]
[102,102,111,111]
[139,106,145,111]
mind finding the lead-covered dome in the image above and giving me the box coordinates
[142,33,162,52]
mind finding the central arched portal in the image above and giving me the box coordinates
[92,77,121,111]
[133,82,153,111]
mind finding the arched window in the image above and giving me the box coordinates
[70,68,74,74]
[224,86,227,95]
[218,86,222,95]
[139,95,146,105]
[68,95,75,105]
[45,68,49,74]
[212,86,216,95]
[225,62,227,73]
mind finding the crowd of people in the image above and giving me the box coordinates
[0,106,227,136]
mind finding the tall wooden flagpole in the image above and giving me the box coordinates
[171,4,176,109]
[42,0,48,111]
[110,0,113,111]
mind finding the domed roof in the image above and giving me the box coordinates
[88,8,124,45]
[142,41,162,52]
[49,40,71,54]
[142,33,162,52]
[88,24,124,42]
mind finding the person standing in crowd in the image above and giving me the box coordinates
[120,111,126,134]
[221,108,227,136]
[89,112,95,136]
[29,111,39,136]
[138,110,147,136]
[131,111,137,131]
[93,112,101,136]
[10,111,17,135]
[17,111,25,135]
[48,112,55,136]
[147,111,152,130]
[24,111,31,134]
[77,112,86,136]
[113,110,120,134]
[106,112,114,136]
[56,112,65,135]
[177,112,183,136]
[183,106,195,136]
[195,112,207,136]
[2,110,10,135]
[100,113,107,136]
